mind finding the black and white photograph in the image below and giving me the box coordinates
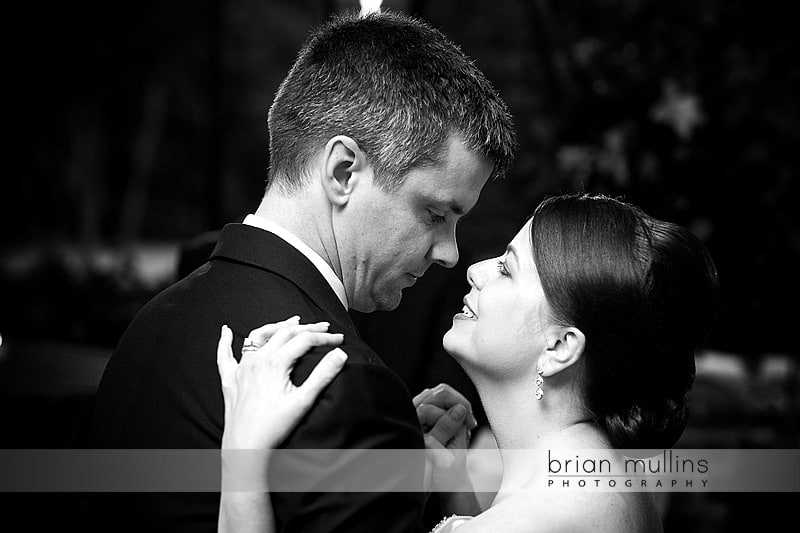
[1,1,798,531]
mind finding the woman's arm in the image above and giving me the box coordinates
[219,491,274,533]
[216,318,347,533]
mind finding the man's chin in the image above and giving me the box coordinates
[374,293,403,312]
[352,289,403,313]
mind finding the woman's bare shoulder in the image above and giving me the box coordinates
[454,491,663,533]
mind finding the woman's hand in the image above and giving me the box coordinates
[217,317,348,451]
[217,317,346,533]
[414,383,482,516]
[413,384,477,494]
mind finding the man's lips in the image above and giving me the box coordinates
[407,270,427,283]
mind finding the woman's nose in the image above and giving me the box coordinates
[466,257,493,289]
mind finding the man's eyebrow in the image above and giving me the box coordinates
[423,196,467,216]
[450,202,466,216]
[423,195,471,217]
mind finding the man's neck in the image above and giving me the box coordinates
[254,189,342,280]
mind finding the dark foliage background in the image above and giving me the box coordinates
[1,1,798,531]
[3,0,798,355]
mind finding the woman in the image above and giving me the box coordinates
[217,192,720,532]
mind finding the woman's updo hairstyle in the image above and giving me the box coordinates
[530,193,720,449]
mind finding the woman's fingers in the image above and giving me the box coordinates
[218,323,348,451]
[261,322,331,353]
[412,386,436,407]
[417,402,446,430]
[415,383,472,412]
[413,383,478,430]
[427,404,469,448]
[232,320,345,387]
[217,325,237,423]
[217,325,236,385]
[297,348,348,406]
[244,315,301,347]
[423,434,455,470]
[277,330,344,368]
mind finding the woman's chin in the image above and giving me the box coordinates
[442,329,464,359]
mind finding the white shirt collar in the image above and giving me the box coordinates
[242,214,348,309]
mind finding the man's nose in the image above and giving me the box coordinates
[428,227,459,268]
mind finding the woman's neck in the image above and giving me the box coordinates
[471,376,607,498]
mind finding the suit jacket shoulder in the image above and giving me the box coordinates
[89,223,425,533]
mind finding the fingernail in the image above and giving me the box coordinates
[331,348,348,362]
[451,404,466,420]
[288,315,301,322]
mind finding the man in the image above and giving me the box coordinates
[89,10,516,533]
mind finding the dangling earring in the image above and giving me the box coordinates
[535,363,544,400]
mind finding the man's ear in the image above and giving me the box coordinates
[321,136,369,207]
[539,327,585,377]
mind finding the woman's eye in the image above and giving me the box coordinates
[496,259,510,276]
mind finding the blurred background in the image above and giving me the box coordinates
[1,0,798,531]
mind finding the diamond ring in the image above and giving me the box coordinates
[242,338,259,352]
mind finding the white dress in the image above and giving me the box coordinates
[430,514,473,532]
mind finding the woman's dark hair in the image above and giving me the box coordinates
[530,193,720,449]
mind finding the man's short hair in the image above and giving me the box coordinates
[267,10,518,193]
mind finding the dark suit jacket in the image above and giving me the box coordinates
[89,223,426,533]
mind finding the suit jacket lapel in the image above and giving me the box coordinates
[210,223,352,326]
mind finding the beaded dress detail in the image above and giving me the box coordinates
[430,514,472,533]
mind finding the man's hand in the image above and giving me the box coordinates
[413,383,478,444]
[413,383,478,494]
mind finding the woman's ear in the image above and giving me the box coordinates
[321,135,369,207]
[540,327,585,377]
